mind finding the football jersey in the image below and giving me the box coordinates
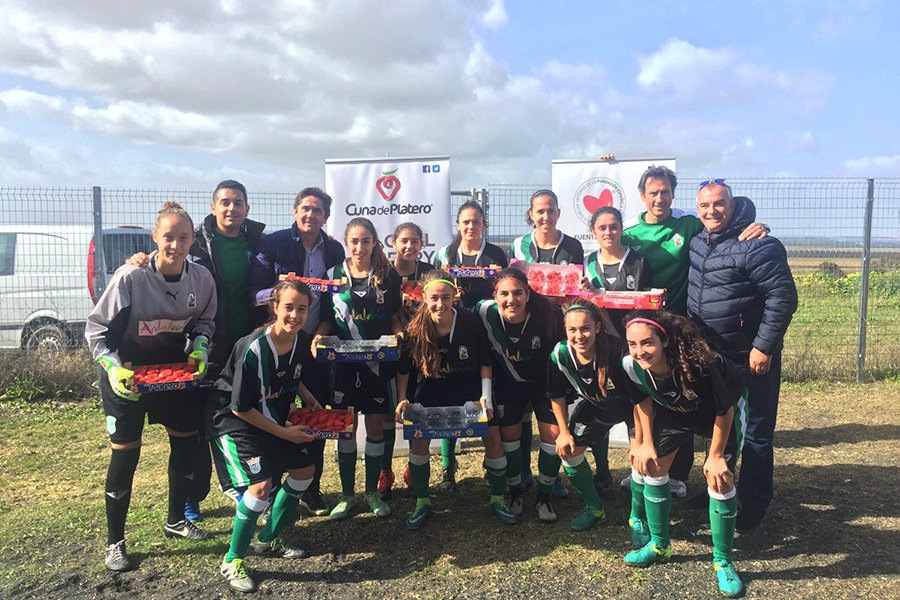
[511,232,584,265]
[476,299,562,389]
[621,353,746,417]
[433,241,509,309]
[398,308,492,405]
[620,208,702,315]
[547,338,630,406]
[211,327,313,436]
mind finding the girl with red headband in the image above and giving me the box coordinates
[547,298,634,531]
[621,309,748,598]
[475,268,564,521]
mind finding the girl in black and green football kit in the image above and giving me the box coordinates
[314,217,403,521]
[547,299,634,531]
[622,309,748,598]
[395,270,517,529]
[377,222,435,499]
[511,190,585,496]
[476,268,565,522]
[433,200,508,489]
[212,280,320,593]
[85,202,217,573]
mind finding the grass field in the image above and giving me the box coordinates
[0,381,897,599]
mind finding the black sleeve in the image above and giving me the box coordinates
[476,320,492,367]
[397,342,413,376]
[486,243,509,268]
[231,347,260,414]
[545,348,570,400]
[621,357,651,405]
[387,269,402,318]
[708,354,746,416]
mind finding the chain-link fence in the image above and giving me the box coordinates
[1,180,898,380]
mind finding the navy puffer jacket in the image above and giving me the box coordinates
[687,196,798,361]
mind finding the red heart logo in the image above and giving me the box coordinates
[583,189,614,213]
[376,175,401,201]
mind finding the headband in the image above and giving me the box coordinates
[494,276,525,289]
[564,303,599,317]
[625,317,667,336]
[422,278,456,292]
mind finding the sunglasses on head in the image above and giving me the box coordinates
[699,178,726,188]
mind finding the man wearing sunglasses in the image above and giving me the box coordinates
[688,180,797,533]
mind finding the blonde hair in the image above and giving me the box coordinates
[156,201,194,231]
[406,269,456,378]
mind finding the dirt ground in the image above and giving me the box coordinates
[1,381,898,600]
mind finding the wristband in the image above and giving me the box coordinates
[481,377,493,411]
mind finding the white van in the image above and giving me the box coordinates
[0,225,153,352]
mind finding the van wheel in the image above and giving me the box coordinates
[25,323,67,355]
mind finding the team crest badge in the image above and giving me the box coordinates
[560,260,569,266]
[187,291,197,308]
[532,336,541,349]
[684,388,698,401]
[106,416,117,435]
[247,456,262,474]
[673,234,684,248]
[458,345,469,360]
[294,363,303,379]
[626,275,635,290]
[376,289,385,304]
[334,391,345,405]
[606,378,616,389]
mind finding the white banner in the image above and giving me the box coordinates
[325,157,452,264]
[552,158,676,253]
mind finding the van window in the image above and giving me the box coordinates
[103,233,154,274]
[0,233,14,276]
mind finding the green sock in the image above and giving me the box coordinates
[520,419,533,474]
[485,457,508,497]
[409,459,431,499]
[643,480,671,548]
[382,423,396,473]
[225,499,262,562]
[502,437,523,487]
[563,458,603,510]
[537,445,562,494]
[338,449,357,496]
[364,438,383,493]
[710,494,738,563]
[630,477,646,523]
[441,439,457,469]
[591,432,612,480]
[257,482,304,543]
[416,496,431,509]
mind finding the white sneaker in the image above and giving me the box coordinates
[670,479,687,498]
[620,476,632,492]
[220,556,256,593]
[535,500,558,523]
[508,493,525,517]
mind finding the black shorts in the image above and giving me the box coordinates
[101,376,201,444]
[214,430,313,488]
[495,382,546,428]
[569,396,633,448]
[630,406,745,471]
[331,364,395,415]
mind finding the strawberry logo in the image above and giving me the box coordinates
[582,189,614,214]
[376,169,401,201]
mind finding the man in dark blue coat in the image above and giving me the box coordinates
[247,187,345,516]
[687,181,797,533]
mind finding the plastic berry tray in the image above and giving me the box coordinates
[279,273,349,294]
[446,265,501,278]
[287,407,355,440]
[125,361,203,393]
[401,403,488,440]
[511,260,583,299]
[315,335,400,363]
[579,288,667,310]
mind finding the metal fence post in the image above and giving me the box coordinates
[92,186,106,299]
[856,178,875,382]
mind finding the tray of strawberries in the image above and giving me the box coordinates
[287,408,354,440]
[278,273,348,294]
[401,280,462,309]
[512,260,583,304]
[446,264,501,278]
[578,288,667,310]
[126,362,202,393]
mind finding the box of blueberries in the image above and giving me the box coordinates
[402,402,488,440]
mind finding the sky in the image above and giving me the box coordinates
[0,0,897,191]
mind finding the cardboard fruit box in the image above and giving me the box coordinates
[579,288,667,310]
[402,403,489,440]
[279,273,349,294]
[288,407,354,440]
[125,361,203,393]
[315,335,400,363]
[446,264,501,278]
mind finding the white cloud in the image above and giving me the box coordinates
[843,155,900,175]
[480,0,508,30]
[636,38,834,113]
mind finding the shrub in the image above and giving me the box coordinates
[0,350,97,402]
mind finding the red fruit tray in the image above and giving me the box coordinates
[446,264,501,278]
[578,288,667,310]
[279,273,349,294]
[125,361,202,393]
[511,260,583,299]
[287,407,355,440]
[401,281,461,308]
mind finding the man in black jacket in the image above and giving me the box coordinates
[688,180,798,532]
[247,187,345,515]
